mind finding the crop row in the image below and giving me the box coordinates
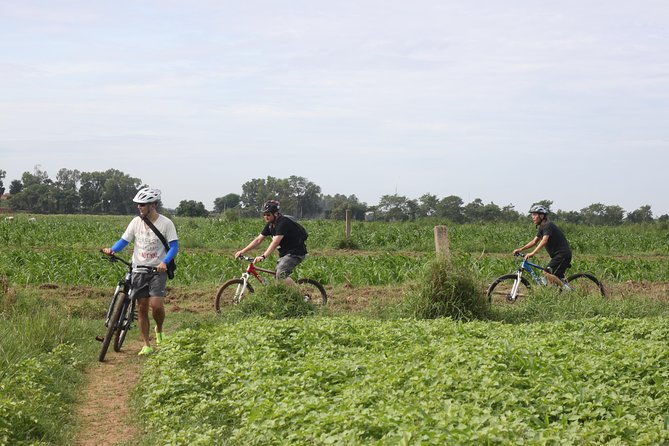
[135,316,669,445]
[2,248,668,288]
[2,215,669,255]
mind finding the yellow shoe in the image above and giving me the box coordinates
[138,345,154,356]
[155,327,165,345]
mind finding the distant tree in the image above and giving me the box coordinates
[437,195,465,223]
[418,194,439,217]
[9,180,22,195]
[377,194,417,221]
[500,204,522,222]
[0,169,5,196]
[240,176,322,218]
[9,166,57,213]
[176,200,209,217]
[213,193,241,213]
[555,210,583,224]
[322,194,367,220]
[580,203,624,226]
[54,168,81,213]
[79,169,141,214]
[625,205,653,224]
[462,198,484,222]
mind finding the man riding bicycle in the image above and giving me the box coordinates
[234,200,307,285]
[513,204,572,286]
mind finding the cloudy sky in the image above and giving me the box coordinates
[1,1,668,214]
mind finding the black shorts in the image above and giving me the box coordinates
[546,256,572,279]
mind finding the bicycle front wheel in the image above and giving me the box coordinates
[565,273,606,297]
[215,279,254,312]
[99,294,127,362]
[297,278,327,307]
[486,274,530,305]
[114,297,134,352]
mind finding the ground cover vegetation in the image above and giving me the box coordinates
[0,214,668,444]
[0,288,98,445]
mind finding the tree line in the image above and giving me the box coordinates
[0,167,664,225]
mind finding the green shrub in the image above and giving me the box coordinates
[335,237,360,250]
[226,282,317,320]
[402,257,487,320]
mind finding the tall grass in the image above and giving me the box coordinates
[400,257,488,320]
[0,290,98,445]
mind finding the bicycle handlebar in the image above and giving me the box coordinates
[100,250,158,273]
[101,250,132,267]
[236,255,257,262]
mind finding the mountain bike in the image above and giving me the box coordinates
[214,255,327,311]
[486,252,606,305]
[97,252,156,362]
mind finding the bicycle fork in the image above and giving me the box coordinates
[508,270,524,303]
[233,273,251,304]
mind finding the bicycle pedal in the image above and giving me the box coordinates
[95,335,104,342]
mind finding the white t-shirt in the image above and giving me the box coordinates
[122,215,178,269]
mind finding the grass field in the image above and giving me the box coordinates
[1,214,668,445]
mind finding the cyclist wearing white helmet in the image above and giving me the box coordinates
[234,200,308,283]
[513,204,572,284]
[102,187,179,356]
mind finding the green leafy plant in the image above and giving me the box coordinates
[226,282,317,320]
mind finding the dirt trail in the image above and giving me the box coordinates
[74,339,145,446]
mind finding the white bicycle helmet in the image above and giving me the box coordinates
[133,187,161,204]
[528,204,549,215]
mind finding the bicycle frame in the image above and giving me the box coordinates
[230,256,275,303]
[508,253,575,301]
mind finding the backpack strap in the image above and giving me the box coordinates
[142,216,169,251]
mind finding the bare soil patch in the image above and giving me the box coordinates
[74,339,144,446]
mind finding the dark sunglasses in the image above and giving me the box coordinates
[138,203,150,207]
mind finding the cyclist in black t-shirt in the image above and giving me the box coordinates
[513,204,572,285]
[234,200,307,282]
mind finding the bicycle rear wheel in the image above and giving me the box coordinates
[215,279,254,312]
[297,278,327,307]
[99,294,127,362]
[565,273,606,297]
[486,274,530,305]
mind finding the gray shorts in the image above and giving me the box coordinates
[131,271,167,298]
[275,254,305,279]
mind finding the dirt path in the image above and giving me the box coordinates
[74,339,145,446]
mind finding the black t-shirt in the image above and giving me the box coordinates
[261,215,307,257]
[537,221,571,258]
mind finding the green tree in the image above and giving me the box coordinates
[462,198,484,222]
[240,176,322,218]
[377,194,417,221]
[580,203,625,226]
[54,168,81,214]
[176,200,209,217]
[9,179,22,195]
[8,166,58,213]
[80,169,141,214]
[437,195,464,223]
[213,193,241,213]
[418,194,439,217]
[625,205,653,224]
[322,194,368,220]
